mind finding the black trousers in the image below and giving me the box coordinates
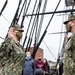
[36,69,43,75]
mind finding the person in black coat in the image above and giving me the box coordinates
[59,57,63,75]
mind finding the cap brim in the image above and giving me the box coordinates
[17,29,24,32]
[63,19,75,24]
[63,21,69,24]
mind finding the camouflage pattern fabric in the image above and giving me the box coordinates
[63,33,75,75]
[0,38,25,75]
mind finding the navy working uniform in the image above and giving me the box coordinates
[63,15,75,75]
[0,24,25,75]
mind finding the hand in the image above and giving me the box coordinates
[8,27,15,38]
